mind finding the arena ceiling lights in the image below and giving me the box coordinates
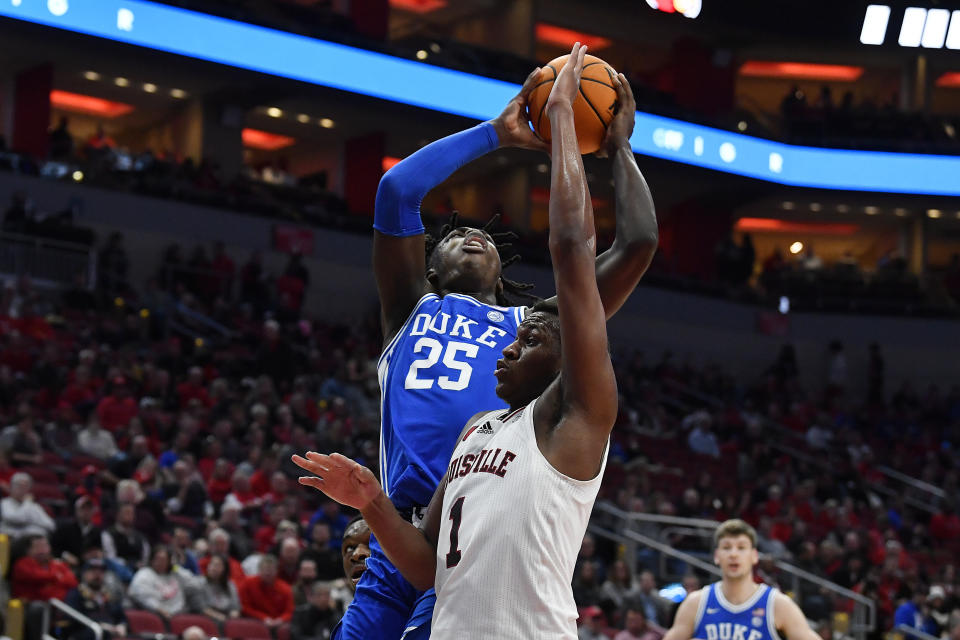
[860,4,960,48]
[5,0,960,196]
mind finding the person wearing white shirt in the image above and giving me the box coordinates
[0,473,55,538]
[77,419,119,461]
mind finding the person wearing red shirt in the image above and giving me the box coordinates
[12,534,79,601]
[176,367,210,409]
[206,459,234,505]
[239,554,293,628]
[249,452,279,498]
[199,528,246,589]
[930,504,960,541]
[95,377,138,432]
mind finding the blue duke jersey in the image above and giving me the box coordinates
[693,583,782,640]
[377,292,526,509]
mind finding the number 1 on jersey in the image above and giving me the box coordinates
[445,496,465,568]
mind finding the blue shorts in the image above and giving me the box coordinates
[332,534,435,640]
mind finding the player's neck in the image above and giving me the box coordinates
[720,576,760,605]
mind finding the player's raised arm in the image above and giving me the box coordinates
[292,452,440,590]
[593,73,658,318]
[537,43,618,481]
[661,590,702,640]
[373,70,549,341]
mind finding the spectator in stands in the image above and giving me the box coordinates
[52,496,101,567]
[223,469,264,514]
[84,124,116,153]
[181,627,208,640]
[601,559,643,616]
[12,533,78,600]
[49,116,75,160]
[685,412,720,458]
[0,450,14,494]
[128,545,190,620]
[163,459,208,520]
[291,581,340,640]
[277,536,304,585]
[77,417,119,461]
[96,376,138,432]
[578,606,606,640]
[292,558,318,606]
[195,553,241,623]
[63,557,127,640]
[305,499,351,549]
[574,560,604,608]
[800,244,824,271]
[170,526,200,574]
[635,571,667,626]
[10,410,43,466]
[256,320,298,387]
[101,502,149,576]
[893,584,936,635]
[615,606,664,640]
[239,553,294,628]
[200,528,246,587]
[217,504,254,559]
[300,522,342,581]
[0,472,55,538]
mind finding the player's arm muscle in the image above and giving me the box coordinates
[373,230,427,340]
[774,592,819,640]
[539,44,618,481]
[662,590,701,640]
[361,488,439,591]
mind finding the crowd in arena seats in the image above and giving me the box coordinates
[0,229,959,640]
[778,86,960,154]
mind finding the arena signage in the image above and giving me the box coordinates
[3,0,960,195]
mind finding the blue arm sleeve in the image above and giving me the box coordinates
[373,122,500,237]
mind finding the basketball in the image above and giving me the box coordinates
[527,53,619,154]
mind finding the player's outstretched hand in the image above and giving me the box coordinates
[596,73,636,158]
[292,452,382,510]
[491,67,550,153]
[545,42,587,116]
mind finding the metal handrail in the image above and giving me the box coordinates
[41,598,103,640]
[895,625,940,640]
[591,502,876,640]
[878,466,946,499]
[0,231,94,253]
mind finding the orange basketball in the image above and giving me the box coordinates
[527,53,619,155]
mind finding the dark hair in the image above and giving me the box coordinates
[205,553,231,589]
[425,212,538,306]
[150,545,172,573]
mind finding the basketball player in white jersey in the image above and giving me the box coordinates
[662,520,819,640]
[293,43,619,638]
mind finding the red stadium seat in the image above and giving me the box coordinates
[23,466,59,485]
[31,483,67,507]
[276,624,290,640]
[125,609,167,635]
[223,618,271,640]
[169,614,220,637]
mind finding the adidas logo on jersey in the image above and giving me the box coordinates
[476,422,495,435]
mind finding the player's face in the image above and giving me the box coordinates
[428,227,502,295]
[714,534,758,580]
[495,313,561,407]
[341,521,372,592]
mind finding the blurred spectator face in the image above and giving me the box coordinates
[612,560,630,585]
[182,626,207,640]
[640,571,656,593]
[173,527,191,550]
[209,530,230,556]
[714,534,758,580]
[308,583,332,610]
[220,506,241,529]
[76,497,95,524]
[130,436,149,459]
[626,609,647,634]
[117,503,136,528]
[151,548,171,574]
[580,534,595,558]
[205,555,226,581]
[270,472,287,493]
[83,564,105,590]
[683,488,699,509]
[297,559,317,584]
[29,536,52,562]
[312,524,332,548]
[232,472,251,493]
[259,557,278,583]
[341,520,371,592]
[579,561,596,583]
[10,473,31,501]
[682,574,700,593]
[280,538,300,564]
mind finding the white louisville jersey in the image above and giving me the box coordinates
[432,396,608,639]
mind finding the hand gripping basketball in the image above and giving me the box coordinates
[292,452,382,511]
[545,42,588,114]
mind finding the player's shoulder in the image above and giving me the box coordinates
[677,587,708,613]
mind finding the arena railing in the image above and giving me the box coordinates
[0,232,96,290]
[589,502,876,640]
[659,378,942,513]
[41,598,102,640]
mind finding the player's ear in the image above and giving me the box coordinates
[426,267,439,287]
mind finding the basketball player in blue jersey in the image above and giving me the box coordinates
[327,44,657,640]
[294,43,621,638]
[663,520,819,640]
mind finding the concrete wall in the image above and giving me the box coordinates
[2,170,958,396]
